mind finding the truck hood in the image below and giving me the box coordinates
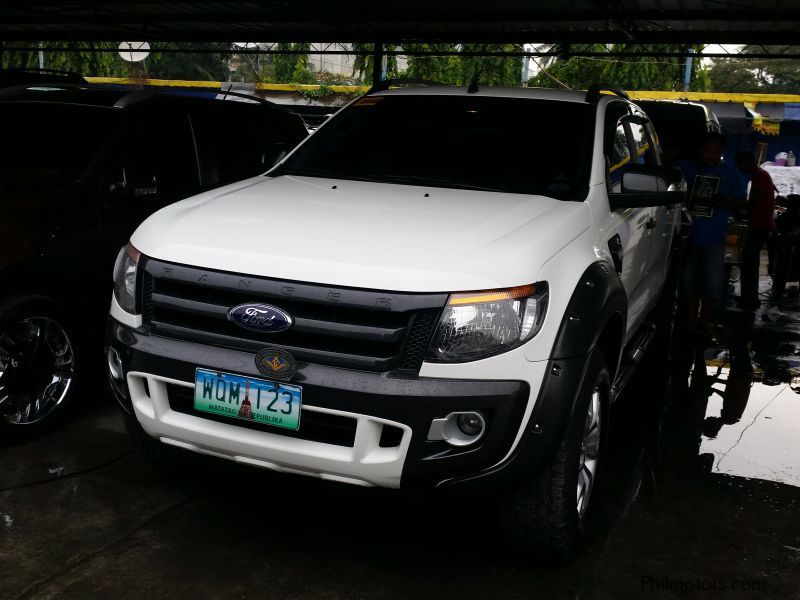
[132,175,591,292]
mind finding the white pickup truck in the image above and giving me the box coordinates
[106,82,686,557]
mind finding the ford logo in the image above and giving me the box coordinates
[227,303,293,333]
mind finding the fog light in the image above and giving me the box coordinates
[457,413,483,436]
[427,411,486,447]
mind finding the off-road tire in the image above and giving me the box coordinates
[502,350,610,560]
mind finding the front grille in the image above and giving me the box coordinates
[141,258,446,372]
[167,384,358,446]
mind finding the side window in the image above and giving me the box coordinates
[191,104,267,189]
[604,103,632,192]
[255,113,308,167]
[628,115,661,166]
[125,104,199,203]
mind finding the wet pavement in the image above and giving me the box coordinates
[2,273,800,599]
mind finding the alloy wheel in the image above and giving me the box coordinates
[576,387,601,518]
[0,316,76,426]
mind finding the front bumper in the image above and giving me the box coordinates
[107,320,552,489]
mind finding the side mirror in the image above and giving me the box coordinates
[610,165,686,210]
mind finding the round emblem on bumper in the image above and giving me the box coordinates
[255,348,297,380]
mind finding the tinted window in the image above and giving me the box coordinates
[124,102,199,202]
[191,104,264,187]
[0,103,121,194]
[604,103,632,192]
[277,95,594,200]
[628,115,660,166]
[191,104,305,188]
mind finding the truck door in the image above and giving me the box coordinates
[601,101,655,340]
[627,108,675,310]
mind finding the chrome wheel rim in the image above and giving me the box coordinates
[0,316,75,426]
[577,387,601,518]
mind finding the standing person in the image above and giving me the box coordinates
[736,150,776,310]
[679,133,747,341]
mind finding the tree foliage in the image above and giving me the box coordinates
[1,42,127,76]
[351,43,399,82]
[403,44,462,82]
[273,43,296,82]
[528,44,709,91]
[0,41,230,80]
[145,44,229,80]
[708,46,800,93]
[403,43,522,86]
[269,43,316,83]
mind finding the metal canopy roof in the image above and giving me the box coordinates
[1,1,799,45]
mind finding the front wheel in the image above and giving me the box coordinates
[502,350,609,559]
[0,295,79,443]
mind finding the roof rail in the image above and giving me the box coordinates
[366,78,448,94]
[585,84,630,103]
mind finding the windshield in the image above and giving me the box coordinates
[275,95,594,200]
[0,102,120,194]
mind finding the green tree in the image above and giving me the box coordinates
[527,45,607,89]
[351,43,399,83]
[708,46,800,93]
[528,44,708,91]
[145,44,229,80]
[458,44,523,87]
[2,42,128,76]
[271,43,317,83]
[403,44,522,86]
[290,43,316,83]
[404,44,462,83]
[273,43,296,82]
[707,59,761,92]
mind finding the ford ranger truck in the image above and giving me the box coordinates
[106,83,686,557]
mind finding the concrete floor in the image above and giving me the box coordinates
[2,274,800,599]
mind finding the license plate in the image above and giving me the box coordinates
[193,368,302,431]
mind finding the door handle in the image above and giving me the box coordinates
[646,217,657,230]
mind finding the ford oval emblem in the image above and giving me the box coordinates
[227,303,293,333]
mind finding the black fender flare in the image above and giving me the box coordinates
[440,261,627,490]
[550,261,628,366]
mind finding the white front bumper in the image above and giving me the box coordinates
[127,371,413,488]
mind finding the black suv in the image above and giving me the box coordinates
[634,99,721,162]
[0,84,308,440]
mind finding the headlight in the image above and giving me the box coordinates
[426,283,549,363]
[113,243,141,314]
